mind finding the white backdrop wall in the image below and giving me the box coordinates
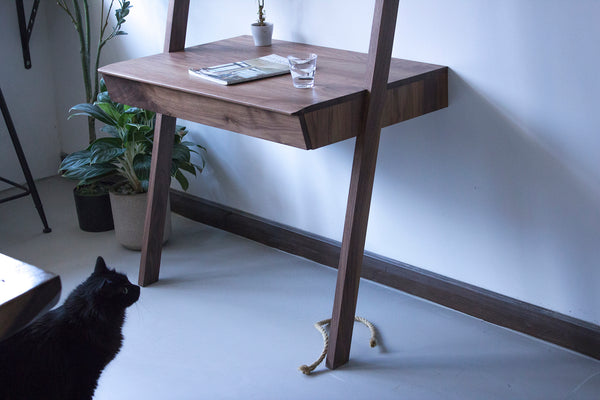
[0,2,61,191]
[9,1,600,325]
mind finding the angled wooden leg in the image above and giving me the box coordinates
[139,114,176,286]
[326,127,382,369]
[326,0,400,369]
[138,0,189,286]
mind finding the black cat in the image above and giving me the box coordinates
[0,256,140,400]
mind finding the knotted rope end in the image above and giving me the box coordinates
[298,316,378,374]
[298,365,313,375]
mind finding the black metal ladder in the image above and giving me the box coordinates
[0,0,51,233]
[0,86,51,233]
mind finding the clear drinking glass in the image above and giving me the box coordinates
[287,53,317,88]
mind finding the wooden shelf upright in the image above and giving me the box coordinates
[99,0,448,369]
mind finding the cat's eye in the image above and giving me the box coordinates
[121,287,128,294]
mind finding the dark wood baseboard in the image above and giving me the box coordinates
[170,189,600,360]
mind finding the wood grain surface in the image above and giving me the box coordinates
[164,0,189,52]
[137,0,191,287]
[100,35,447,149]
[138,116,177,286]
[326,0,401,369]
[0,254,61,341]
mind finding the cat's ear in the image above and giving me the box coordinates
[94,256,109,274]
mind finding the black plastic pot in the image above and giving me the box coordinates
[73,188,114,232]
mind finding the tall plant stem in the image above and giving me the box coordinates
[83,0,91,101]
[71,1,90,103]
[71,0,95,143]
[93,0,105,104]
[82,0,96,143]
[94,0,113,104]
[59,0,129,144]
[119,144,143,193]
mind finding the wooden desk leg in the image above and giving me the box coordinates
[326,0,399,369]
[139,114,176,286]
[138,0,189,287]
[325,126,381,369]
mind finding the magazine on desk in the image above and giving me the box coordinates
[189,54,289,85]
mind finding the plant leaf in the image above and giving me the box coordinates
[177,161,196,176]
[69,103,117,126]
[123,107,144,116]
[88,137,122,162]
[173,170,189,191]
[117,111,135,128]
[59,150,93,174]
[125,123,152,133]
[97,91,111,103]
[171,142,191,162]
[96,102,123,125]
[100,78,107,92]
[101,125,120,138]
[133,153,151,185]
[60,161,116,186]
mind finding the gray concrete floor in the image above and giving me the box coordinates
[1,176,599,399]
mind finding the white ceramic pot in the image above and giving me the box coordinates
[109,188,171,251]
[251,22,273,46]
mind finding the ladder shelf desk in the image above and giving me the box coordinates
[100,36,446,151]
[98,0,447,369]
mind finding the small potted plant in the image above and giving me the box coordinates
[59,80,205,249]
[251,0,273,46]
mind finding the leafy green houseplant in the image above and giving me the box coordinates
[57,0,131,144]
[56,1,133,232]
[60,80,205,248]
[251,0,273,46]
[60,80,204,192]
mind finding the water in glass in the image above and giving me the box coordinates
[287,54,317,88]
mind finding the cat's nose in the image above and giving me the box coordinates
[130,285,140,302]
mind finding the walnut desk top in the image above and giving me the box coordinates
[99,36,447,150]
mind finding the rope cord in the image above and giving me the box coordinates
[298,316,377,375]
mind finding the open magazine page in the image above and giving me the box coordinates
[189,54,289,85]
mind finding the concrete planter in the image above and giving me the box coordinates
[251,22,273,46]
[109,187,171,250]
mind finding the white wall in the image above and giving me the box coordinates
[41,0,600,325]
[0,1,61,191]
[45,1,109,156]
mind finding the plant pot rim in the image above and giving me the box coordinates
[73,183,111,197]
[109,181,147,196]
[251,22,273,27]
